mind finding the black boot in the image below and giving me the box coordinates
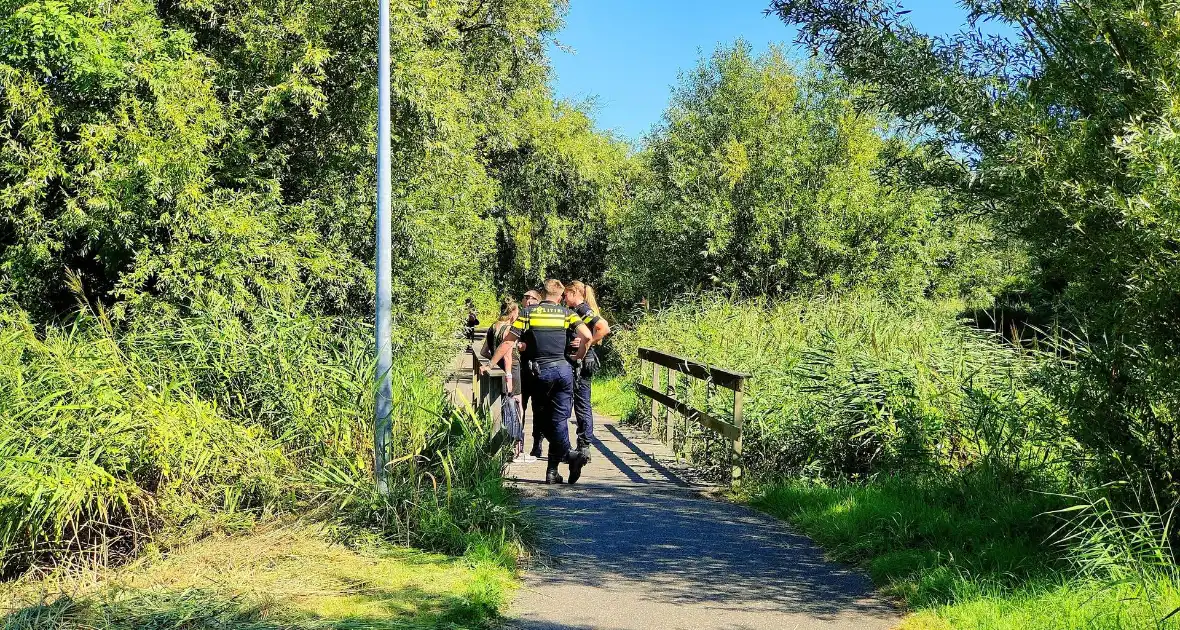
[576,438,593,464]
[545,469,564,485]
[530,440,543,459]
[566,449,588,485]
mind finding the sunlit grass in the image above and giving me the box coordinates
[899,578,1180,630]
[0,523,515,629]
[752,477,1180,629]
[590,373,636,419]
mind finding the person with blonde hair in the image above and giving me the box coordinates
[481,296,526,460]
[563,281,611,460]
[489,279,592,484]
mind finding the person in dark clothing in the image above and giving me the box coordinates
[489,279,592,484]
[563,281,611,460]
[463,298,480,339]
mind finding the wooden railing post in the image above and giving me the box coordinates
[478,351,488,409]
[487,372,502,433]
[704,380,716,467]
[683,377,694,464]
[665,368,676,453]
[731,386,744,488]
[470,348,480,407]
[468,339,506,434]
[650,360,661,438]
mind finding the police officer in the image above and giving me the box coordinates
[563,281,610,460]
[489,279,592,484]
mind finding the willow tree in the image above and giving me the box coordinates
[1,0,567,341]
[608,41,1002,306]
[771,0,1180,502]
[487,101,631,295]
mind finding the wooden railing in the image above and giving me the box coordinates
[635,347,750,487]
[468,330,506,431]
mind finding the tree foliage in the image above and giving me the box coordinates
[0,0,569,331]
[771,0,1180,499]
[607,42,1005,305]
[487,101,631,295]
[771,0,1180,333]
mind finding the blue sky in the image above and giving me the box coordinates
[547,1,981,141]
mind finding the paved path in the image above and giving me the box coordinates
[446,351,900,630]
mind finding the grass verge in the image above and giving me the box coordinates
[0,523,515,629]
[751,476,1180,629]
[590,373,636,419]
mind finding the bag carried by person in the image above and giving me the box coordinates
[501,391,523,442]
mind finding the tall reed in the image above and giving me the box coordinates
[0,308,287,576]
[1,298,523,577]
[614,293,1064,481]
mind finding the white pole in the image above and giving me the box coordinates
[373,0,393,494]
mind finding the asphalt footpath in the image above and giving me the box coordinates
[446,350,901,630]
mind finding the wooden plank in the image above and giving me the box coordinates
[638,347,749,391]
[635,383,741,441]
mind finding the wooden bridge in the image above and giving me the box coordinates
[457,332,750,487]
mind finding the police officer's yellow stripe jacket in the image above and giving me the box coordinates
[512,301,581,361]
[572,302,602,330]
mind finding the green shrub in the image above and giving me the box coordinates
[123,299,383,468]
[1037,334,1180,515]
[0,0,568,326]
[313,406,531,561]
[607,42,1010,307]
[772,0,1180,546]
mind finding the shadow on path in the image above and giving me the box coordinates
[439,348,899,629]
[505,419,901,630]
[603,424,689,488]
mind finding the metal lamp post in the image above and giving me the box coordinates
[373,0,393,494]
